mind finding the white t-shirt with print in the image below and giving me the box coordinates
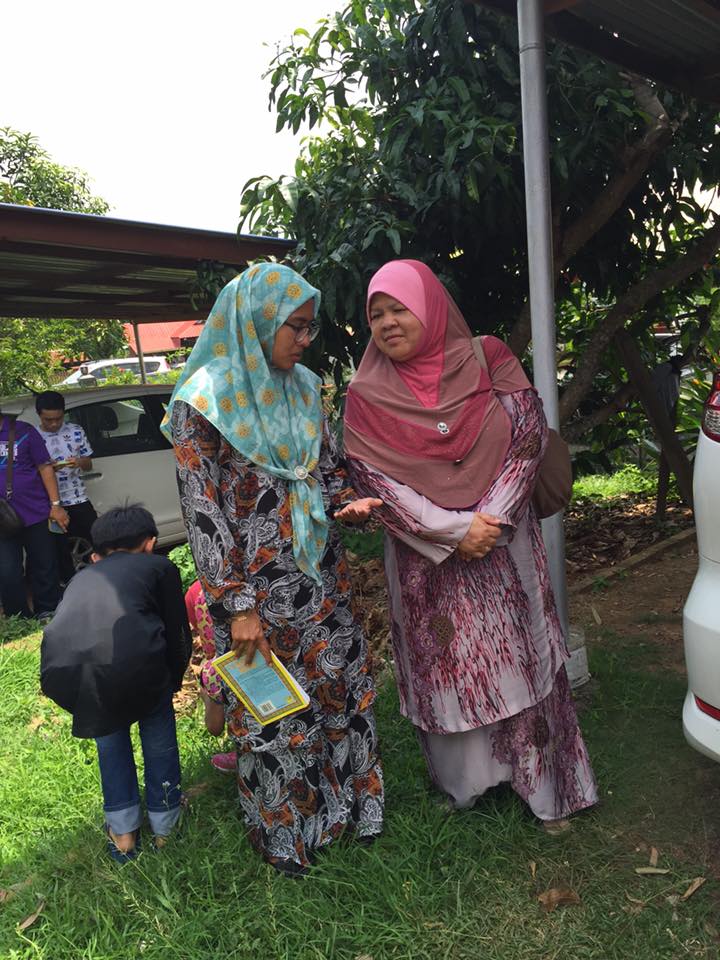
[38,422,94,506]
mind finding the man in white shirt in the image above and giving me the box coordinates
[36,391,97,582]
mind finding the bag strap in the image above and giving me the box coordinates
[4,415,17,501]
[471,335,488,374]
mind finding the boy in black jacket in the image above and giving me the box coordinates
[41,505,192,862]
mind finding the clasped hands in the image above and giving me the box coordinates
[456,512,503,561]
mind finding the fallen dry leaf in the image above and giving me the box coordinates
[537,886,581,913]
[27,716,44,733]
[529,861,537,880]
[0,876,35,904]
[17,899,45,932]
[635,867,670,876]
[184,782,209,799]
[590,604,602,625]
[681,877,706,901]
[625,892,646,905]
[624,892,646,913]
[649,847,659,867]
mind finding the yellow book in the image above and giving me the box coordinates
[212,650,310,726]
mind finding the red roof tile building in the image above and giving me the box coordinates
[123,320,202,355]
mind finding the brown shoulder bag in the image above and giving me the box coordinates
[471,337,572,518]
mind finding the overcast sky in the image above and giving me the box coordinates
[2,0,337,232]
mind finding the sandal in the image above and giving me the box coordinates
[542,818,572,836]
[104,824,141,863]
[210,751,237,775]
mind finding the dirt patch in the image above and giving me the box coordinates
[570,543,697,674]
[565,495,693,579]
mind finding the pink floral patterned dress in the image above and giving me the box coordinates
[348,387,598,820]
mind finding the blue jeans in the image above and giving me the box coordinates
[95,698,182,837]
[0,519,61,618]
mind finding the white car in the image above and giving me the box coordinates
[2,384,185,553]
[60,356,170,386]
[683,370,720,761]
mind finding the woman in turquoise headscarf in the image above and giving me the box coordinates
[164,263,384,875]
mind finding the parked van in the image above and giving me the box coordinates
[60,356,170,386]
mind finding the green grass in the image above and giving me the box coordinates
[572,465,659,502]
[1,625,718,960]
[338,525,385,560]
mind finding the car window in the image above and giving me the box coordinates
[70,396,173,457]
[145,361,161,373]
[113,362,140,375]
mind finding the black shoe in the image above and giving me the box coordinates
[270,858,310,879]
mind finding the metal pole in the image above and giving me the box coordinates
[133,320,148,384]
[517,0,569,636]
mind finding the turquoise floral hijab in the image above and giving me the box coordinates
[163,263,327,584]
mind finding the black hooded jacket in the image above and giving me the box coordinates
[41,551,192,738]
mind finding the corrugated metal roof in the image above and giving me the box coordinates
[475,0,720,103]
[0,204,295,322]
[572,0,720,61]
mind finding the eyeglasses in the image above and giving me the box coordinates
[285,321,320,344]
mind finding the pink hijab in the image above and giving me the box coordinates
[344,260,532,510]
[366,260,448,407]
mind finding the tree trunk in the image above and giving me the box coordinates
[559,218,720,422]
[614,331,694,508]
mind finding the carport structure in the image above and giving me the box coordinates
[0,203,294,378]
[473,0,720,629]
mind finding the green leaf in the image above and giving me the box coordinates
[387,227,401,255]
[448,76,470,103]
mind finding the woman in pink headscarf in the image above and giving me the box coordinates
[338,260,597,829]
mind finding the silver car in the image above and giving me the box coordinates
[2,385,185,558]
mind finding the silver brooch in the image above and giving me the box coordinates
[294,465,309,480]
[437,422,449,435]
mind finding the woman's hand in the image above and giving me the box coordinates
[456,512,502,561]
[230,610,272,666]
[334,497,383,524]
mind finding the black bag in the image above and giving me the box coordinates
[471,337,572,519]
[0,415,25,538]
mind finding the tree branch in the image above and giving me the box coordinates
[559,217,720,421]
[614,329,694,507]
[508,76,679,356]
[562,382,636,442]
[679,305,712,367]
[562,303,712,442]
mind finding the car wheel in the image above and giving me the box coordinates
[69,536,93,571]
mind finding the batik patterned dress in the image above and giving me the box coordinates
[349,388,597,820]
[172,400,384,868]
